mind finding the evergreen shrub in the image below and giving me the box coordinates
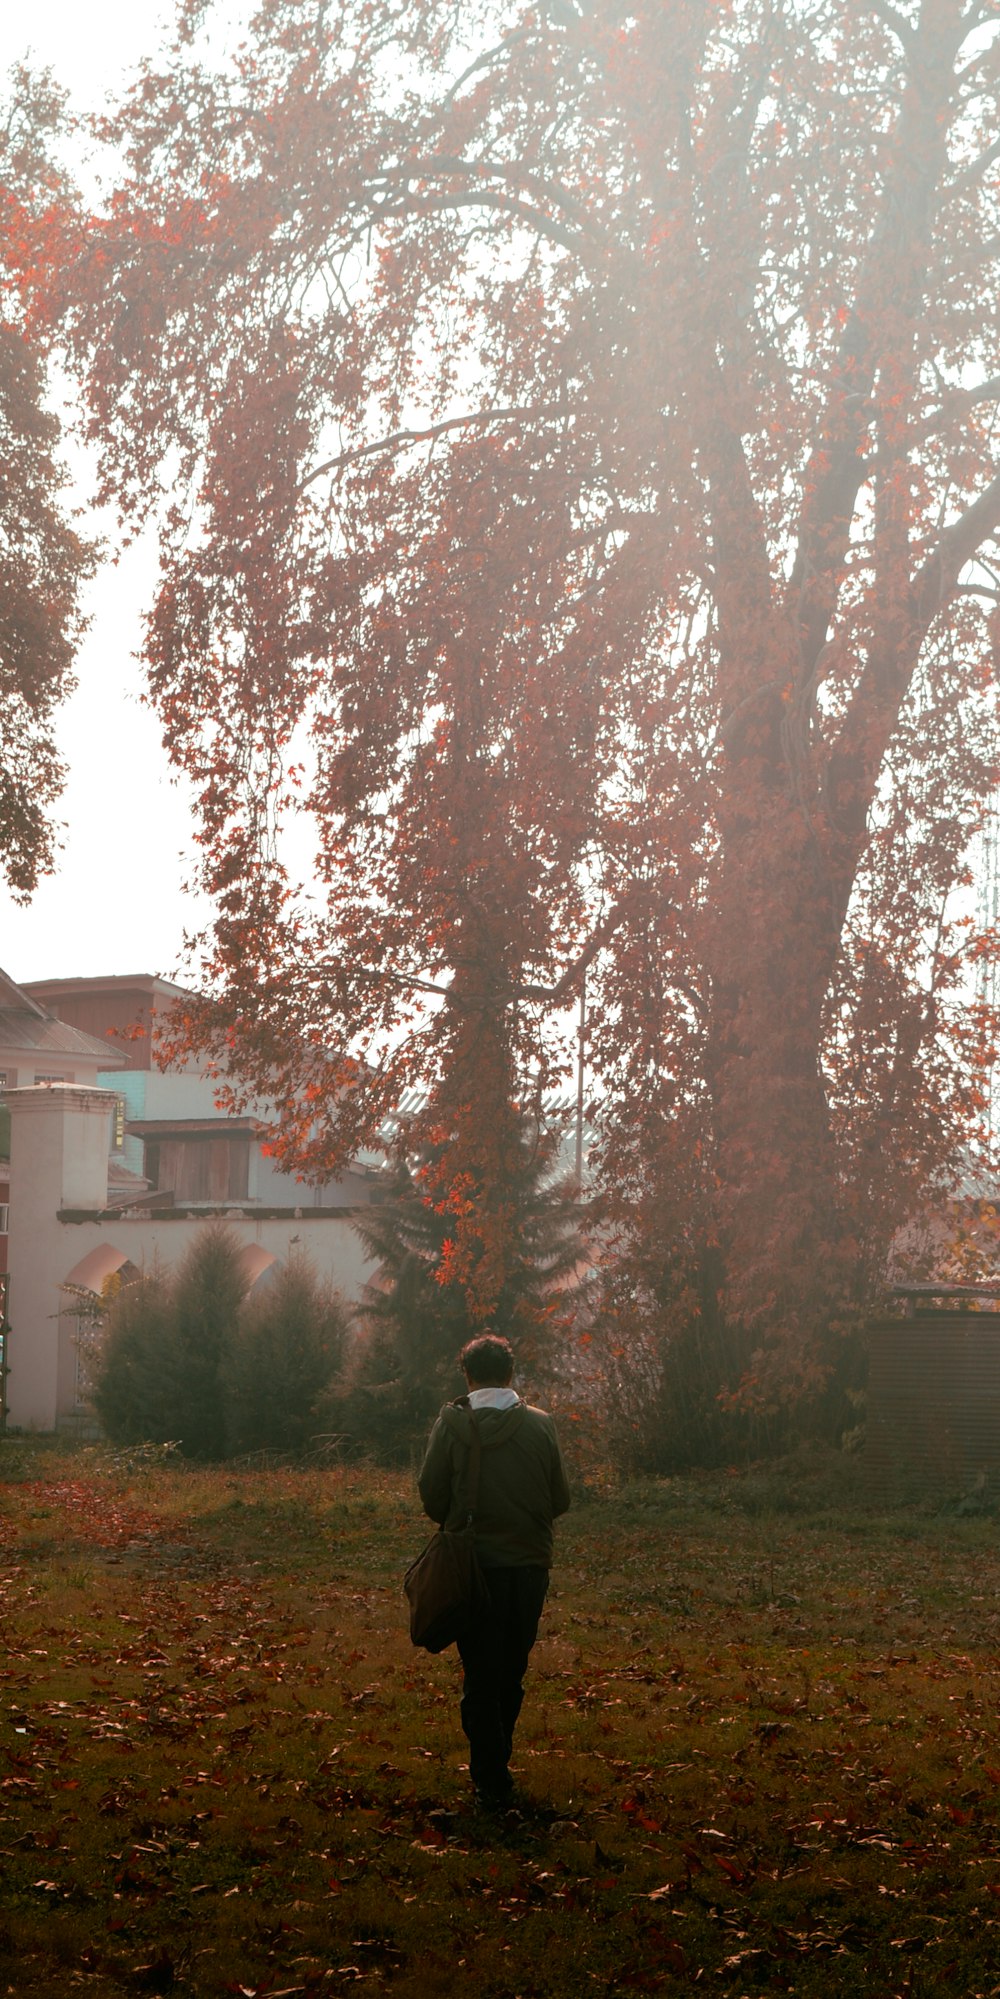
[91,1223,347,1459]
[224,1258,348,1454]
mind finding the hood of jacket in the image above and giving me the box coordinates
[440,1398,528,1452]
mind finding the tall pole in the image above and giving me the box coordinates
[977,794,1000,1140]
[575,971,587,1186]
[0,1284,9,1439]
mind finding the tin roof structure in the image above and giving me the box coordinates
[0,969,119,1069]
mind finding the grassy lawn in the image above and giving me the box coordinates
[3,1439,1000,1996]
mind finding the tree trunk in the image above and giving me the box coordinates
[705,689,853,1408]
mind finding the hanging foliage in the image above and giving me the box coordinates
[0,67,94,895]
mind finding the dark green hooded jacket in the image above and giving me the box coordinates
[418,1398,571,1569]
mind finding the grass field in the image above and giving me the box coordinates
[3,1438,1000,1996]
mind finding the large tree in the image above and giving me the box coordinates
[59,0,1000,1416]
[0,68,93,895]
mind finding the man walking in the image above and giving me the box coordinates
[418,1333,571,1809]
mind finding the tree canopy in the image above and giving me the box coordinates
[57,0,1000,1419]
[0,68,93,897]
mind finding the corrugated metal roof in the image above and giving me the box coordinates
[0,969,47,1019]
[0,964,118,1066]
[107,1162,151,1191]
[0,1011,118,1062]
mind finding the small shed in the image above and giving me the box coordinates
[866,1286,1000,1500]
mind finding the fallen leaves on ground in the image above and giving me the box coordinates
[2,1447,1000,1996]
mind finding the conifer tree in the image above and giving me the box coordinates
[224,1256,347,1455]
[332,1130,584,1459]
[90,1270,174,1447]
[159,1223,248,1458]
[93,1226,346,1458]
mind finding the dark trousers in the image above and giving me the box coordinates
[457,1564,549,1797]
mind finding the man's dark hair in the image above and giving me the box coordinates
[460,1334,515,1385]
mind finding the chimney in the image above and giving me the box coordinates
[5,1086,116,1431]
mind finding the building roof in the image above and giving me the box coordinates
[126,1117,271,1137]
[107,1160,152,1193]
[19,972,197,1074]
[22,972,191,1003]
[0,969,47,1019]
[0,1012,121,1062]
[0,968,119,1068]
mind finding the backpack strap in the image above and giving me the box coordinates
[450,1394,483,1524]
[465,1413,482,1525]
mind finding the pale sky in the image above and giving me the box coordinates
[0,0,211,987]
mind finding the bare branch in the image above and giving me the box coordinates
[786,5,961,684]
[943,230,1000,275]
[378,154,598,235]
[914,374,1000,440]
[299,400,571,488]
[821,466,1000,882]
[869,0,917,48]
[303,960,453,1000]
[714,678,788,748]
[912,463,1000,633]
[521,894,649,1006]
[961,0,1000,28]
[320,891,659,1015]
[442,26,530,109]
[376,185,582,254]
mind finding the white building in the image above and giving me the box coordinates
[2,971,377,1434]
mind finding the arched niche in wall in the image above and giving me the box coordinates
[62,1243,137,1295]
[59,1242,140,1421]
[236,1243,280,1292]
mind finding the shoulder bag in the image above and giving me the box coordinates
[404,1416,491,1652]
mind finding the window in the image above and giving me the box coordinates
[147,1134,250,1203]
[35,1073,66,1085]
[111,1096,127,1152]
[0,1207,8,1235]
